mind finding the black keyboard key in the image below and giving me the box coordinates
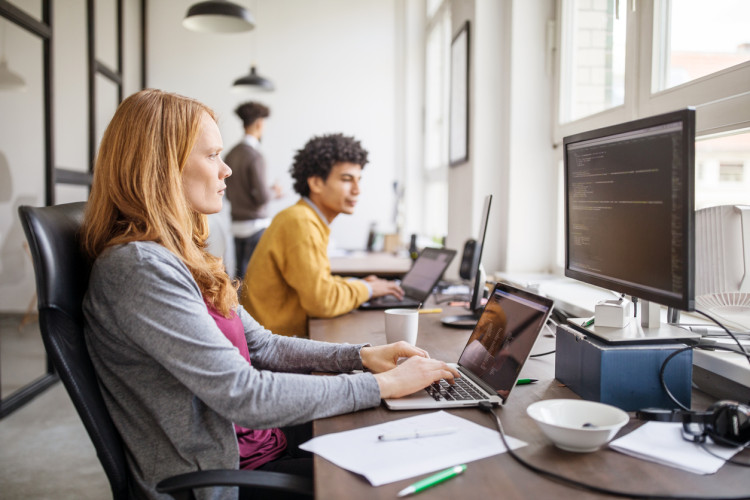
[426,378,488,401]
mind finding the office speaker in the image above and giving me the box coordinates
[636,400,750,447]
[459,239,477,280]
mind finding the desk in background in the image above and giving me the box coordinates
[309,303,750,499]
[329,251,412,279]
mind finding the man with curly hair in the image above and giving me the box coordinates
[241,133,404,337]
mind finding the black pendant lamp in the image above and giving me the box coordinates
[232,65,274,91]
[183,1,255,33]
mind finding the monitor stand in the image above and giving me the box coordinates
[441,310,480,329]
[569,300,700,344]
[441,266,486,329]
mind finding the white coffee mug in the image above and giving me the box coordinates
[384,308,419,345]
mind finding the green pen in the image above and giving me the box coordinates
[397,464,466,497]
[516,378,538,385]
[581,317,595,327]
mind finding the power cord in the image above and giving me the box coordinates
[660,311,750,412]
[694,309,750,362]
[477,401,750,499]
[699,442,750,468]
[655,312,750,467]
[529,318,557,358]
[529,350,555,358]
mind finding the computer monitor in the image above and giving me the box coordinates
[563,108,699,342]
[442,194,492,329]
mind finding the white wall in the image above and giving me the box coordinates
[148,0,400,251]
[447,0,555,277]
[505,0,556,272]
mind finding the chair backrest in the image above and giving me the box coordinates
[18,202,130,500]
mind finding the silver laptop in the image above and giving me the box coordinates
[359,247,456,310]
[384,282,554,410]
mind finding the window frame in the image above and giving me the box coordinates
[553,0,750,144]
[551,0,750,273]
[421,1,451,240]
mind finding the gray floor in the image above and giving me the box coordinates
[1,313,46,397]
[0,382,110,499]
[0,311,110,499]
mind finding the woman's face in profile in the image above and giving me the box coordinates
[182,112,232,214]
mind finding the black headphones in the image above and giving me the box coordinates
[636,400,750,448]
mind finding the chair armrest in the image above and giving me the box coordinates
[156,469,313,500]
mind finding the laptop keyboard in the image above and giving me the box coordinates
[425,377,489,402]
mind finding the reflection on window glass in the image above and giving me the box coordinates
[422,10,450,241]
[652,0,750,92]
[695,131,750,210]
[0,18,46,401]
[95,0,119,70]
[424,12,450,171]
[559,0,626,123]
[426,0,442,19]
[55,184,90,205]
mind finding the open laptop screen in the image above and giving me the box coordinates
[400,248,455,298]
[457,284,553,401]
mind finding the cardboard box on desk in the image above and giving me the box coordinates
[555,324,692,411]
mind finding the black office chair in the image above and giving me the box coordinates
[18,202,312,500]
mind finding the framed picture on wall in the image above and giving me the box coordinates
[449,21,470,166]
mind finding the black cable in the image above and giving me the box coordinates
[658,345,695,411]
[694,309,750,363]
[477,401,750,500]
[659,312,750,410]
[699,442,750,467]
[530,319,558,357]
[676,323,750,337]
[529,350,555,358]
[659,344,750,411]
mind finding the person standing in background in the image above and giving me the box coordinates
[224,101,283,279]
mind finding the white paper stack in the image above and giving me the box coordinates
[609,422,742,475]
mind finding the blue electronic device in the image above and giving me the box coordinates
[555,323,692,411]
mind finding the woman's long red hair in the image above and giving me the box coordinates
[82,89,238,316]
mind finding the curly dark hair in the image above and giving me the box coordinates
[290,133,369,197]
[234,101,270,128]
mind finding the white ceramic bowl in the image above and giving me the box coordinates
[526,399,629,452]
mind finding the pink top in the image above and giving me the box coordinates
[205,300,287,469]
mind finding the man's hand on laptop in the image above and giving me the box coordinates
[364,275,405,300]
[372,356,460,399]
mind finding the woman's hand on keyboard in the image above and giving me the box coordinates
[373,356,460,399]
[361,341,429,373]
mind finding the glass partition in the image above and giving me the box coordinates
[0,19,46,403]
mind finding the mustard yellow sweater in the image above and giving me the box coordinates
[241,200,369,337]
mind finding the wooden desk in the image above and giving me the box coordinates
[310,304,750,499]
[329,251,412,279]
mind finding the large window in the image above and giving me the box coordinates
[422,2,450,241]
[558,0,626,123]
[651,0,750,93]
[554,0,750,269]
[696,131,750,210]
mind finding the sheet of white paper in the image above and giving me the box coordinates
[609,422,741,475]
[300,410,526,486]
